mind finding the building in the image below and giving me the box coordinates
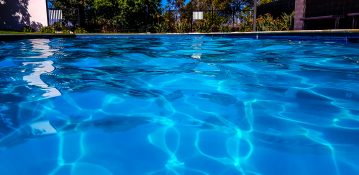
[294,0,359,30]
[0,0,62,31]
[258,0,359,30]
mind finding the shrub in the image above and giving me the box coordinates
[257,14,278,31]
[175,20,191,33]
[257,12,294,31]
[238,12,254,32]
[62,29,72,34]
[194,20,211,33]
[153,23,169,33]
[74,27,87,33]
[219,25,231,33]
[22,26,34,32]
[279,12,295,30]
[52,22,64,31]
[40,26,55,33]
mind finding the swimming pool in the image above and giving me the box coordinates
[0,35,358,175]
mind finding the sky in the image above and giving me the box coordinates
[161,0,190,8]
[161,0,166,7]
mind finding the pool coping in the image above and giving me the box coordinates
[77,30,359,43]
[76,29,359,35]
[210,30,359,43]
[1,30,359,42]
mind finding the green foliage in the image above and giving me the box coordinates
[51,0,292,33]
[162,11,176,33]
[40,22,75,34]
[219,25,231,33]
[154,23,169,33]
[194,20,211,33]
[238,11,254,32]
[259,0,273,5]
[61,29,72,34]
[279,12,295,30]
[22,26,34,32]
[52,22,65,31]
[74,27,88,33]
[54,0,161,32]
[192,12,230,33]
[175,20,191,33]
[257,14,277,31]
[257,12,294,31]
[40,26,55,33]
[46,22,73,33]
[51,22,73,33]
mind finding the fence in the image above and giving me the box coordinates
[75,8,253,33]
[45,0,255,32]
[162,9,251,32]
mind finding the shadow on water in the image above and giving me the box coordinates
[0,0,42,31]
[0,109,150,148]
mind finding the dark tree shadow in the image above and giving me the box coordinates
[30,21,43,31]
[0,0,30,31]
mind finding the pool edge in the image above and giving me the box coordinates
[0,34,76,41]
[1,30,359,43]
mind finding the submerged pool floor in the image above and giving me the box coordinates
[0,35,359,175]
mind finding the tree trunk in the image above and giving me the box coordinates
[253,0,257,31]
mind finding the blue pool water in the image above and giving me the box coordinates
[0,35,358,175]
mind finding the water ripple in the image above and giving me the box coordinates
[0,36,358,175]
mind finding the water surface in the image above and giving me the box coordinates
[0,35,358,175]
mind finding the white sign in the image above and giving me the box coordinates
[193,11,204,20]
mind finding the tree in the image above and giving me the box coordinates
[53,0,161,32]
[52,0,88,27]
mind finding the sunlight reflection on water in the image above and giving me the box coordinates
[22,39,61,99]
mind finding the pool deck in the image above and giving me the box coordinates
[1,30,359,42]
